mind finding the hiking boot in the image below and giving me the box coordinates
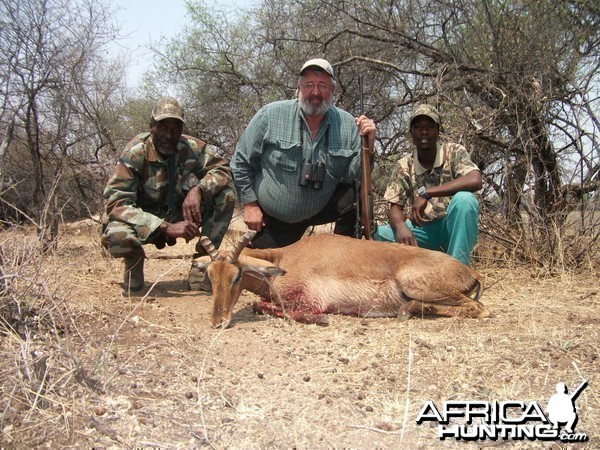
[187,264,211,293]
[123,249,145,292]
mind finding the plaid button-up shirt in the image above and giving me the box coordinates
[231,99,362,223]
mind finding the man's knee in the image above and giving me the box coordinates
[334,183,356,215]
[450,191,479,212]
[309,183,355,227]
[373,224,396,242]
[101,222,142,258]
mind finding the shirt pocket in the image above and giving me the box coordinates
[324,147,355,181]
[264,140,301,173]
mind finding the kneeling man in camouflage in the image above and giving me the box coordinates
[101,97,235,293]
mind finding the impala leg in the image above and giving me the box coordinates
[253,301,329,325]
[399,295,489,319]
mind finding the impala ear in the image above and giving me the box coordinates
[236,254,286,278]
[192,255,213,271]
[244,265,286,278]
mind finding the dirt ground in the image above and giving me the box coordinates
[0,221,598,449]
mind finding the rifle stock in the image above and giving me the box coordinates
[357,76,375,239]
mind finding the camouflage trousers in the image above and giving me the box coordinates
[101,186,235,259]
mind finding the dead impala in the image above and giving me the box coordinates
[194,231,490,328]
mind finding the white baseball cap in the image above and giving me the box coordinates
[300,58,334,78]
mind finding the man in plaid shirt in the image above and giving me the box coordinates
[231,59,376,248]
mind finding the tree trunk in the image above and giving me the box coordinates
[0,118,15,190]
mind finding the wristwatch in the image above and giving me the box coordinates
[417,186,431,201]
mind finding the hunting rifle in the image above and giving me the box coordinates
[354,75,375,239]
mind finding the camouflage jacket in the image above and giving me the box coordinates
[384,142,479,222]
[103,132,234,241]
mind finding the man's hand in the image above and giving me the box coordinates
[389,203,418,246]
[394,221,418,247]
[183,185,202,225]
[160,220,199,243]
[243,202,265,232]
[410,196,428,227]
[355,115,376,151]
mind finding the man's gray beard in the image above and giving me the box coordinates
[299,97,334,116]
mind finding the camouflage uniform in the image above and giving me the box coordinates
[376,141,480,265]
[101,132,235,261]
[382,142,479,221]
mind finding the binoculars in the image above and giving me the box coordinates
[298,159,325,190]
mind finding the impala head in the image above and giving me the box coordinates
[193,231,285,328]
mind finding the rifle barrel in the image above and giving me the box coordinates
[359,76,364,115]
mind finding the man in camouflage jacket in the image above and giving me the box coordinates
[101,97,236,293]
[374,104,482,266]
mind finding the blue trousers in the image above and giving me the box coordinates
[374,192,479,266]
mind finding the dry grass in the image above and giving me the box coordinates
[476,209,600,272]
[0,221,598,449]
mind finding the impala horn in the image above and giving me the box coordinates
[226,230,257,263]
[199,236,220,261]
